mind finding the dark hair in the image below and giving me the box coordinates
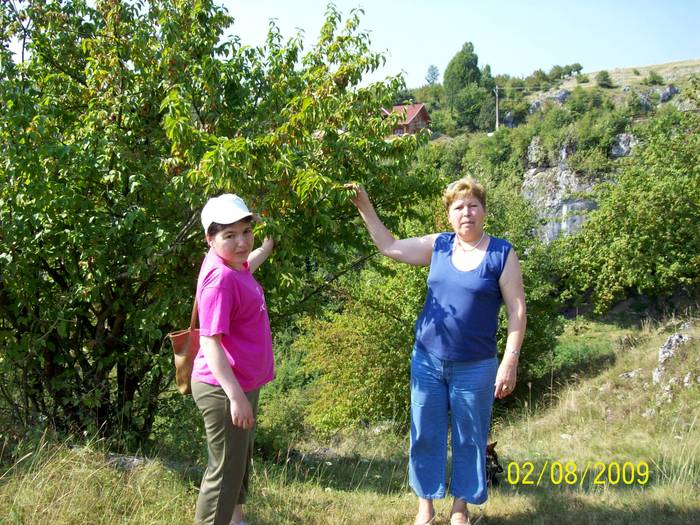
[206,216,253,237]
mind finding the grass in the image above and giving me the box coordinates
[1,315,698,524]
[556,58,700,91]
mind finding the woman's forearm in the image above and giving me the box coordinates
[247,236,274,273]
[355,201,397,256]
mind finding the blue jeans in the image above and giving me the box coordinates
[409,347,498,504]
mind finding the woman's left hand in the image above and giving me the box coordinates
[494,360,517,399]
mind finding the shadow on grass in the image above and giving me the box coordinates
[256,450,409,495]
[481,488,700,525]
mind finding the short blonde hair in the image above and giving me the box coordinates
[442,177,487,210]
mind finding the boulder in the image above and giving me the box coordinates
[671,97,698,111]
[637,92,653,112]
[660,84,680,103]
[551,89,571,105]
[610,133,638,158]
[503,111,515,128]
[529,99,542,114]
[558,141,576,168]
[526,136,547,167]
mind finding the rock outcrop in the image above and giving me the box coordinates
[660,84,680,103]
[610,133,638,158]
[521,165,597,243]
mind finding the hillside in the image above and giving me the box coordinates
[564,58,700,89]
[2,315,698,524]
[532,58,700,108]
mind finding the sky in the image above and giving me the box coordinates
[221,0,700,88]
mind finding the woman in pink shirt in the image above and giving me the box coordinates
[192,194,275,525]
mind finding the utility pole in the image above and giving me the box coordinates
[493,85,499,131]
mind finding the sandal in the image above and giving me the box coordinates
[450,512,470,525]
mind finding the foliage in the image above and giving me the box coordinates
[526,68,551,91]
[642,70,664,86]
[443,41,481,107]
[255,328,310,456]
[595,70,613,88]
[425,64,439,86]
[567,86,609,117]
[555,109,700,312]
[453,83,495,132]
[576,73,590,84]
[299,258,427,433]
[428,108,457,136]
[0,0,428,447]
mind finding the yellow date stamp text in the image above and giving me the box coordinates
[506,461,650,487]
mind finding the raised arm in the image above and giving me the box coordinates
[247,236,274,273]
[348,184,437,266]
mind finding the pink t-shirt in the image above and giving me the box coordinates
[191,248,274,391]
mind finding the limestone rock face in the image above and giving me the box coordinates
[551,89,571,105]
[660,84,680,103]
[521,167,597,242]
[526,136,547,167]
[503,111,515,128]
[610,133,638,158]
[637,92,653,112]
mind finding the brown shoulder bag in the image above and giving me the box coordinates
[168,299,200,395]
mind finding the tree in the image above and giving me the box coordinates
[443,42,481,108]
[595,70,613,88]
[548,64,564,81]
[452,84,494,132]
[425,64,439,85]
[642,70,664,86]
[480,63,495,91]
[0,0,429,447]
[556,110,700,312]
[525,69,550,91]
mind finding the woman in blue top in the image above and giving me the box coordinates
[349,177,526,525]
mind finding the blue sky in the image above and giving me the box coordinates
[222,0,700,88]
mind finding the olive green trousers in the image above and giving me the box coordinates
[192,380,260,525]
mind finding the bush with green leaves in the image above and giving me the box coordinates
[555,109,700,312]
[642,70,665,86]
[595,70,614,88]
[255,328,311,457]
[299,258,427,433]
[0,0,428,447]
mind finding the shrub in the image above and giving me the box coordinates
[595,70,614,88]
[643,70,665,86]
[299,261,426,433]
[556,110,700,312]
[256,328,312,456]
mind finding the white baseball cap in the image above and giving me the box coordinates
[201,194,253,232]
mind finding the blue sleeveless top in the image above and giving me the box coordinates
[414,233,511,362]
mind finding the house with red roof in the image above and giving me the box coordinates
[382,103,430,136]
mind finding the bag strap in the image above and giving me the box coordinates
[189,298,198,330]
